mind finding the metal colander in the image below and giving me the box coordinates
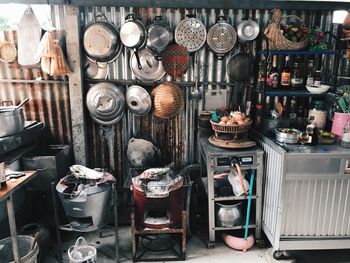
[175,15,206,52]
[207,17,236,57]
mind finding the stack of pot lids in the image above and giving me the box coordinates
[126,85,152,116]
[207,17,237,56]
[130,48,165,81]
[86,82,125,125]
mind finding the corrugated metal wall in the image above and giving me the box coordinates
[0,30,72,145]
[79,6,345,182]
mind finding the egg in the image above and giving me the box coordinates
[221,116,229,122]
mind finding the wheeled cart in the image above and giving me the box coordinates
[254,130,350,260]
[199,134,264,248]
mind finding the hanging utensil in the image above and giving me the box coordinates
[126,85,152,116]
[207,16,237,59]
[0,41,17,63]
[175,14,207,53]
[120,14,147,70]
[147,16,173,56]
[226,43,254,82]
[12,98,29,112]
[161,44,189,79]
[130,48,165,81]
[82,13,122,67]
[237,18,260,43]
[17,5,42,66]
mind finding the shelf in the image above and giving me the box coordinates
[258,50,340,55]
[0,79,69,84]
[256,89,331,97]
[214,195,257,201]
[215,224,256,231]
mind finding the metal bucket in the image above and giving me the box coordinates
[0,235,39,263]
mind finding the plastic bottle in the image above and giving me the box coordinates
[341,120,350,148]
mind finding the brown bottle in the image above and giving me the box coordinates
[280,56,291,88]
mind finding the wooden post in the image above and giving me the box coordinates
[63,6,88,165]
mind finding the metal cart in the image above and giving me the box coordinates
[199,134,264,248]
[254,130,350,259]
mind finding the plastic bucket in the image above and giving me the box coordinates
[0,235,39,263]
[68,237,97,263]
[331,112,350,138]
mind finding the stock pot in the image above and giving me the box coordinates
[0,102,25,137]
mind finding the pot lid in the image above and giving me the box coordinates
[175,16,207,52]
[126,85,152,116]
[86,82,125,125]
[207,17,237,55]
[130,48,165,81]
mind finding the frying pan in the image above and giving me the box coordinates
[226,43,254,82]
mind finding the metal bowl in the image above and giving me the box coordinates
[215,202,242,227]
[275,128,301,144]
[237,19,259,42]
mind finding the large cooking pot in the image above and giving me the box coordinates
[0,101,25,137]
[226,44,254,82]
[82,14,122,64]
[207,16,237,59]
[86,83,125,125]
[216,202,243,227]
[147,16,173,55]
[120,14,147,69]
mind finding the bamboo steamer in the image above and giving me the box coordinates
[151,82,184,119]
[264,9,309,50]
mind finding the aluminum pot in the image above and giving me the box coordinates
[216,202,243,227]
[147,16,173,55]
[0,103,25,137]
[82,14,122,64]
[275,128,300,144]
[237,18,260,42]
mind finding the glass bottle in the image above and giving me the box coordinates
[305,59,315,85]
[341,120,350,148]
[314,70,322,86]
[268,55,279,90]
[257,56,267,90]
[280,55,291,88]
[0,162,6,189]
[289,96,297,121]
[291,62,303,90]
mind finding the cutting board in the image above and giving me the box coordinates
[17,6,42,66]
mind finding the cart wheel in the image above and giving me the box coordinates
[273,250,284,260]
[255,239,265,248]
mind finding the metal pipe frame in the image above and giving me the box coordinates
[6,195,21,263]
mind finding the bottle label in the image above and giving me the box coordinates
[281,72,291,86]
[269,72,279,88]
[306,77,314,85]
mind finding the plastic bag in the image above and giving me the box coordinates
[228,169,249,197]
[68,237,97,263]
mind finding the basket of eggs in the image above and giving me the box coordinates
[210,111,252,137]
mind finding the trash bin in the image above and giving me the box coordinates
[0,235,39,263]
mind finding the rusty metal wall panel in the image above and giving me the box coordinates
[80,7,338,182]
[0,30,72,145]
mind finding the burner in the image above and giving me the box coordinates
[208,135,256,149]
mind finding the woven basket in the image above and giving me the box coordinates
[151,82,184,119]
[264,9,309,51]
[210,119,252,135]
[0,41,17,63]
[161,44,189,78]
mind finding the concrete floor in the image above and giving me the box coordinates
[43,225,350,263]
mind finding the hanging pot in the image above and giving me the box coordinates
[237,18,260,42]
[207,16,237,59]
[175,14,207,53]
[83,58,108,79]
[126,85,152,116]
[226,44,254,82]
[82,14,122,66]
[0,101,25,137]
[86,83,125,125]
[147,16,173,55]
[130,48,165,81]
[120,14,147,69]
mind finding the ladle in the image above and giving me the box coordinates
[13,98,29,111]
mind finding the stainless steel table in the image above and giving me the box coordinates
[199,134,264,248]
[0,171,38,263]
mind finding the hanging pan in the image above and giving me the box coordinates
[120,14,147,69]
[82,14,122,67]
[207,16,237,59]
[237,18,260,43]
[226,43,254,82]
[175,14,207,53]
[147,16,173,56]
